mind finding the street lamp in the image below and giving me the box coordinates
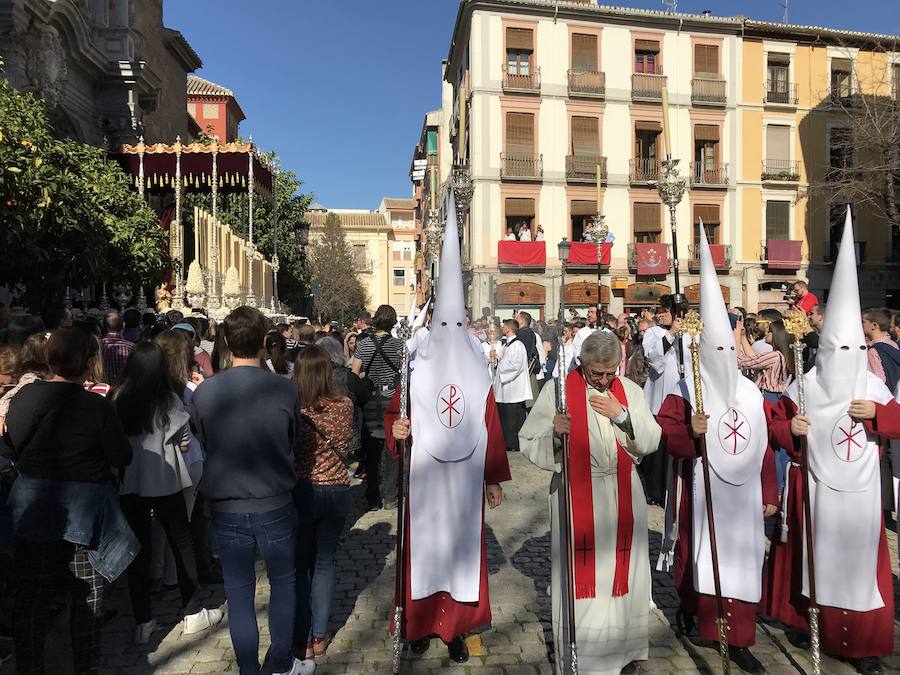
[424,210,443,286]
[589,213,609,315]
[558,237,571,323]
[451,165,474,225]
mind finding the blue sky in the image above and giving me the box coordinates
[166,1,900,209]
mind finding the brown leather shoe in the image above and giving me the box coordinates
[311,635,330,657]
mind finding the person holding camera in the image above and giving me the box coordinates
[785,280,818,316]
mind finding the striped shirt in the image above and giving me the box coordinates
[354,332,403,397]
[737,350,791,394]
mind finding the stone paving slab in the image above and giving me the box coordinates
[3,452,900,673]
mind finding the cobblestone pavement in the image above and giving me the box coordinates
[4,452,900,674]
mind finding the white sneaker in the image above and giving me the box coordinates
[134,619,158,645]
[183,607,225,635]
[274,657,317,675]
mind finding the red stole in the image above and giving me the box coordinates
[566,369,634,598]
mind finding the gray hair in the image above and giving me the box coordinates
[580,331,621,367]
[315,336,345,366]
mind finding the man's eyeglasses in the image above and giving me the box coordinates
[583,366,618,380]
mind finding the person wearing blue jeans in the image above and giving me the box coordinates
[190,306,315,675]
[212,504,299,673]
[293,483,351,656]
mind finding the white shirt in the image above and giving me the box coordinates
[519,229,532,242]
[751,339,773,354]
[535,230,545,241]
[493,337,532,403]
[505,232,517,241]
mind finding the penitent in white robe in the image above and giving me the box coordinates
[519,378,662,675]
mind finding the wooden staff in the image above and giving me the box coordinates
[683,310,730,674]
[784,313,820,675]
[555,296,579,674]
[391,318,413,674]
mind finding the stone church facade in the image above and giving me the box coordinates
[0,0,201,146]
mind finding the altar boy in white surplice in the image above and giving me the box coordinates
[520,331,662,675]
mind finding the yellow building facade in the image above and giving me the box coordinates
[427,0,899,315]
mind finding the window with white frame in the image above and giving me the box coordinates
[393,269,406,287]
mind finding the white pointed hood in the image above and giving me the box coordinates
[410,193,491,462]
[686,222,766,486]
[814,207,867,401]
[697,221,739,404]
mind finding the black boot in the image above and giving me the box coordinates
[620,662,637,674]
[730,647,765,673]
[675,608,696,637]
[409,637,430,655]
[447,635,469,663]
[784,628,811,649]
[847,656,883,674]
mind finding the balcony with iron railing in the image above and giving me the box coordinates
[827,87,861,108]
[761,159,801,183]
[567,70,606,98]
[629,158,661,184]
[632,72,667,102]
[691,162,729,188]
[566,155,608,183]
[691,78,727,105]
[502,65,541,94]
[765,80,798,106]
[500,152,543,180]
[688,243,732,270]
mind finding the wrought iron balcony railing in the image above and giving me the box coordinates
[566,155,608,183]
[500,152,543,180]
[688,243,732,270]
[629,158,661,184]
[765,80,798,105]
[632,72,667,101]
[761,159,801,182]
[691,162,729,187]
[567,69,606,98]
[502,65,541,93]
[691,78,727,105]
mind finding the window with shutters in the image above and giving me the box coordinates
[352,244,367,270]
[505,197,535,239]
[829,128,853,172]
[893,64,900,100]
[506,28,533,76]
[571,33,598,72]
[693,204,721,249]
[393,269,406,287]
[767,54,791,100]
[633,202,661,243]
[693,125,720,182]
[633,122,661,182]
[764,125,795,177]
[570,199,597,242]
[830,58,853,99]
[571,117,599,157]
[506,112,534,155]
[634,40,660,74]
[426,129,438,156]
[694,44,719,77]
[765,201,791,241]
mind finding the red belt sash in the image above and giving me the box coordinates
[565,369,634,598]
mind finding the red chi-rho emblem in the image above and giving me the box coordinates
[437,384,465,428]
[831,414,866,463]
[717,408,751,456]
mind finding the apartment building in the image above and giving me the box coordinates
[420,0,900,316]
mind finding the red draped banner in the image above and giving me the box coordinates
[497,241,547,267]
[635,243,669,275]
[568,242,612,266]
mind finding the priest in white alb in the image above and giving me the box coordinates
[656,225,777,674]
[385,194,510,664]
[519,331,662,675]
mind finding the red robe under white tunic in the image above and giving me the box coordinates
[763,397,900,658]
[657,394,778,648]
[384,388,511,643]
